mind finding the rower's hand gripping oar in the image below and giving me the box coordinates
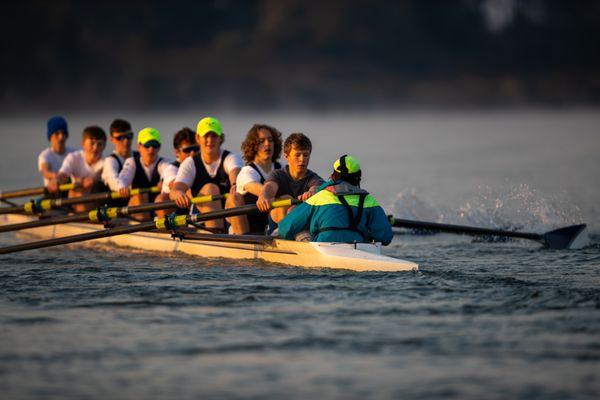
[0,183,75,200]
[0,194,229,233]
[0,198,299,255]
[0,186,160,215]
[389,217,589,250]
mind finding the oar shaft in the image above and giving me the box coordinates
[392,218,542,241]
[0,186,159,215]
[189,199,299,224]
[0,213,89,233]
[109,194,227,216]
[0,183,74,200]
[0,194,227,233]
[0,221,155,254]
[0,198,297,255]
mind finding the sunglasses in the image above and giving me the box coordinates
[113,132,134,141]
[180,144,200,154]
[142,141,161,149]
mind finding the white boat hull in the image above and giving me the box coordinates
[1,214,418,272]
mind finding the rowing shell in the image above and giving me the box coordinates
[1,214,418,272]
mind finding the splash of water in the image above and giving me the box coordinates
[388,184,584,232]
[386,189,448,222]
[458,184,583,232]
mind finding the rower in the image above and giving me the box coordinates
[256,133,324,226]
[278,155,393,245]
[117,127,171,221]
[169,117,245,234]
[236,124,283,234]
[154,127,198,218]
[47,126,107,213]
[37,116,75,190]
[101,118,135,192]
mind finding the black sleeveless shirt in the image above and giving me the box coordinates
[109,151,139,173]
[243,161,282,234]
[132,153,162,201]
[190,150,231,195]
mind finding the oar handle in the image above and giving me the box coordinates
[0,183,75,200]
[0,186,160,215]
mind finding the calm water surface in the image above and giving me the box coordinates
[1,109,599,399]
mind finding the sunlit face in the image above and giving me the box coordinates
[197,132,222,156]
[50,130,68,151]
[174,140,199,163]
[285,146,311,176]
[138,142,160,165]
[110,131,133,157]
[82,137,105,162]
[256,129,274,162]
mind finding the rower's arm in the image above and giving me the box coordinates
[116,158,136,189]
[228,167,240,187]
[47,172,69,192]
[262,181,278,199]
[101,157,121,191]
[170,182,190,197]
[39,162,57,180]
[298,185,319,201]
[55,172,69,185]
[169,181,191,209]
[243,181,264,197]
[256,181,278,212]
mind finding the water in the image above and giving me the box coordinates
[1,109,599,399]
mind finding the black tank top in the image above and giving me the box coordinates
[190,150,231,195]
[243,161,282,234]
[109,151,139,173]
[132,153,162,201]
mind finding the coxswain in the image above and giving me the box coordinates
[169,117,246,233]
[278,155,393,245]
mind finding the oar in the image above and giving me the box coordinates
[0,186,160,215]
[390,217,589,250]
[0,199,298,254]
[0,183,75,200]
[0,194,228,233]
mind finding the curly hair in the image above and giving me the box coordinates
[241,124,283,163]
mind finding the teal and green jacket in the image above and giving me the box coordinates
[278,180,393,245]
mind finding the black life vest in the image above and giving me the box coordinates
[190,150,231,195]
[243,161,282,234]
[109,151,139,173]
[132,153,162,201]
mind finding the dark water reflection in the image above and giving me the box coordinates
[1,236,599,399]
[1,110,599,398]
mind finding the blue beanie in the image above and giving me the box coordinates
[47,116,68,140]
